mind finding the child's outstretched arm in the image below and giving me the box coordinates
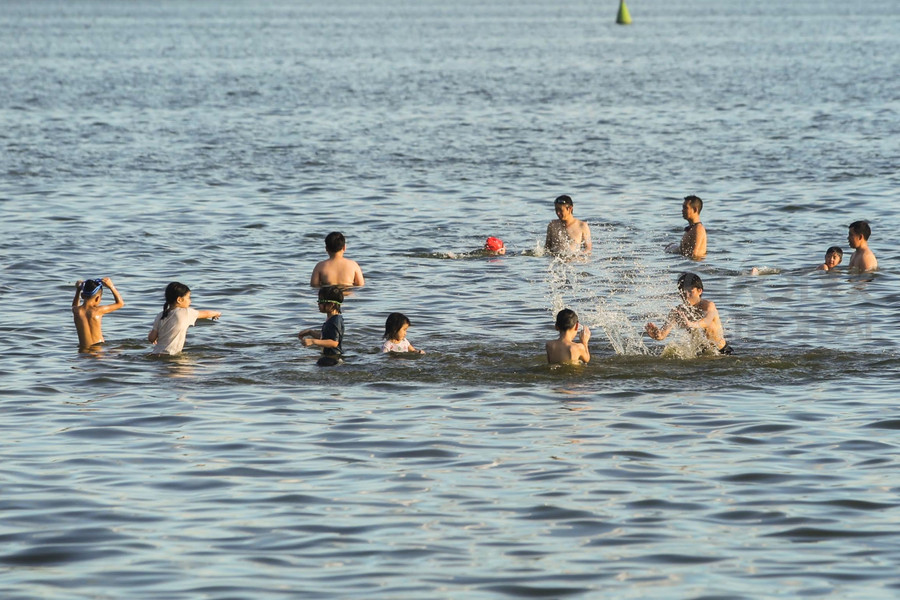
[406,341,425,354]
[196,309,221,320]
[72,280,84,309]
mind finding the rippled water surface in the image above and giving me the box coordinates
[2,0,900,598]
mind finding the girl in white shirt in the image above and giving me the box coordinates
[148,282,221,355]
[381,312,424,354]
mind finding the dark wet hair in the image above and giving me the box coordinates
[554,194,573,207]
[325,231,346,253]
[848,221,871,240]
[384,312,411,340]
[555,308,578,331]
[677,272,703,293]
[683,195,703,213]
[318,285,343,313]
[162,281,190,320]
[81,279,103,300]
[826,246,843,258]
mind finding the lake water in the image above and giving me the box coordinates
[2,0,900,598]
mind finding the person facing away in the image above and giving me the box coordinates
[72,277,125,350]
[382,312,425,354]
[148,282,222,355]
[847,221,877,272]
[546,308,591,365]
[817,246,843,271]
[310,231,365,288]
[298,285,345,366]
[545,195,592,255]
[679,195,707,259]
[645,272,732,355]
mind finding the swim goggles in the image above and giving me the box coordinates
[81,279,104,299]
[318,299,342,305]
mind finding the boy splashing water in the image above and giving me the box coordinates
[645,272,732,356]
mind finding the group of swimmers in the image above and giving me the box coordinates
[72,195,879,366]
[543,194,878,365]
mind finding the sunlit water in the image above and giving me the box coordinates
[2,0,900,598]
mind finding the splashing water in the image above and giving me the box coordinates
[541,223,675,356]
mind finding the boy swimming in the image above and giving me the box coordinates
[545,195,592,255]
[71,277,125,350]
[546,308,591,364]
[645,272,732,355]
[817,246,843,271]
[310,231,366,288]
[847,221,877,272]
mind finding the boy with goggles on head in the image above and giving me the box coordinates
[71,277,125,351]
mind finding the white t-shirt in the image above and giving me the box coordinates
[382,338,411,353]
[150,307,200,355]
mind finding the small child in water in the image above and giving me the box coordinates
[148,282,222,355]
[72,277,125,350]
[299,286,345,366]
[382,312,425,354]
[816,246,843,271]
[546,308,591,364]
[645,272,732,355]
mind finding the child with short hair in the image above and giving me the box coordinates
[847,221,877,272]
[299,286,345,366]
[546,308,591,364]
[382,312,425,354]
[645,272,732,355]
[817,246,843,271]
[310,231,366,288]
[148,282,222,355]
[72,277,125,350]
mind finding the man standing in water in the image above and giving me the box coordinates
[545,195,592,255]
[679,195,707,259]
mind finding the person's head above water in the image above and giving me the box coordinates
[318,285,344,313]
[555,308,579,332]
[325,231,346,254]
[824,246,843,267]
[677,272,703,293]
[848,221,871,241]
[484,237,505,254]
[554,195,575,221]
[81,279,103,300]
[682,195,703,216]
[384,312,411,340]
[162,281,191,319]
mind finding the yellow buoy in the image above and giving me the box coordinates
[616,0,632,25]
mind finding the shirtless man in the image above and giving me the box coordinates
[679,195,707,259]
[645,272,732,355]
[310,231,366,288]
[545,195,592,255]
[847,221,877,272]
[71,277,125,350]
